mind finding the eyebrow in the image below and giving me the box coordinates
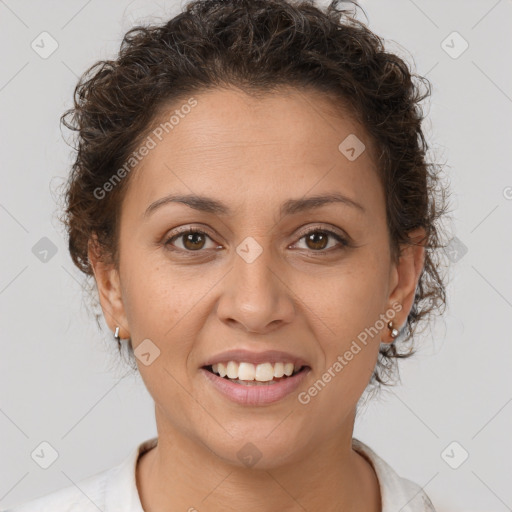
[143,192,366,218]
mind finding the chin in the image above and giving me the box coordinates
[201,427,309,471]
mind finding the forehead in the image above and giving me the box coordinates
[123,87,382,218]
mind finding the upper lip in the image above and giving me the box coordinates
[201,349,311,369]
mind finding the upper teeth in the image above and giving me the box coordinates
[211,362,299,381]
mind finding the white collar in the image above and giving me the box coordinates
[101,436,436,511]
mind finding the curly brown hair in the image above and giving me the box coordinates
[58,0,451,389]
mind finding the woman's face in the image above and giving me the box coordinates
[91,87,423,468]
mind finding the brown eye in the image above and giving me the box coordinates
[164,226,348,255]
[294,228,348,252]
[165,229,216,252]
[305,231,329,250]
[181,232,206,250]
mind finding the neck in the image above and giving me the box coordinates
[136,408,381,512]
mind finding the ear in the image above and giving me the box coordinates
[384,227,426,343]
[88,236,130,339]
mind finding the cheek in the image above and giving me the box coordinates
[120,251,195,342]
[123,261,201,401]
[307,270,386,398]
[313,262,388,338]
[305,255,390,393]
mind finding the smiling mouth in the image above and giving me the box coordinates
[203,365,309,386]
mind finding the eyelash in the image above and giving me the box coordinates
[163,226,349,255]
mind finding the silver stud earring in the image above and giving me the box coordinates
[388,321,399,339]
[114,326,120,342]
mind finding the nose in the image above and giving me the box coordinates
[215,239,296,334]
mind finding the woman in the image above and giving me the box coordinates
[7,0,449,510]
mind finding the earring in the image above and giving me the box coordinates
[114,326,121,342]
[388,321,399,339]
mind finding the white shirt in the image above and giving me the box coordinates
[4,437,437,511]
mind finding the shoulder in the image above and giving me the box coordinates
[352,438,437,512]
[3,437,157,512]
[2,465,116,512]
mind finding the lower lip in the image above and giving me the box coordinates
[200,367,310,406]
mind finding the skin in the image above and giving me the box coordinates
[89,86,425,512]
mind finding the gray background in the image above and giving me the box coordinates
[1,1,511,510]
